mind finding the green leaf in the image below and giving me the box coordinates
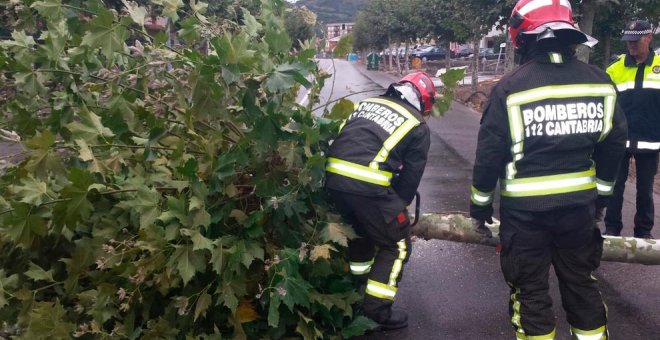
[14,71,47,96]
[341,316,379,338]
[326,98,355,120]
[3,202,47,247]
[239,240,264,269]
[267,293,281,327]
[129,187,161,229]
[277,276,312,311]
[296,316,323,340]
[31,0,64,21]
[193,292,212,321]
[242,11,262,37]
[65,106,115,142]
[217,282,239,314]
[23,131,65,178]
[10,175,50,206]
[55,168,95,229]
[158,0,184,22]
[121,0,148,26]
[81,9,129,59]
[320,222,357,247]
[169,244,205,286]
[25,300,76,339]
[265,62,311,92]
[180,228,213,251]
[0,270,19,308]
[265,29,291,54]
[24,262,55,283]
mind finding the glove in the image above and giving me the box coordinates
[472,218,493,238]
[470,204,493,224]
[594,196,609,223]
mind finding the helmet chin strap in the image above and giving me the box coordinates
[392,83,422,112]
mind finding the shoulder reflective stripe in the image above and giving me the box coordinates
[365,279,396,300]
[471,186,493,206]
[570,326,607,340]
[387,239,408,286]
[501,168,596,197]
[637,142,660,150]
[363,97,421,167]
[596,178,614,195]
[507,84,616,106]
[598,94,616,141]
[326,157,392,186]
[549,52,563,64]
[371,119,419,167]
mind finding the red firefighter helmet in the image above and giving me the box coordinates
[398,72,436,114]
[509,0,594,49]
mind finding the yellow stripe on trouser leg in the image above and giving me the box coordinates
[516,329,556,340]
[570,325,607,340]
[350,259,374,275]
[365,279,397,301]
[388,239,408,286]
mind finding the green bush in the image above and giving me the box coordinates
[0,0,374,338]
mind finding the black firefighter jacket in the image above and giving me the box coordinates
[325,95,430,206]
[470,51,628,217]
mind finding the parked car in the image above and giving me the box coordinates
[411,46,452,61]
[454,48,474,58]
[479,48,503,60]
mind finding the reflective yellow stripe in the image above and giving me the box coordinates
[471,186,493,206]
[350,259,374,275]
[511,287,523,330]
[506,105,525,179]
[363,98,421,168]
[596,178,614,195]
[517,329,556,340]
[502,168,596,197]
[387,239,407,286]
[570,325,607,340]
[507,84,617,106]
[365,279,396,300]
[326,157,392,186]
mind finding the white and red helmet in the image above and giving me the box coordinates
[398,72,436,114]
[509,0,596,49]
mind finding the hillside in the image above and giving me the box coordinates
[294,0,367,24]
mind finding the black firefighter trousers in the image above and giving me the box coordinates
[499,204,607,338]
[328,189,412,323]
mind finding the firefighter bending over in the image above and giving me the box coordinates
[470,0,627,339]
[325,72,435,331]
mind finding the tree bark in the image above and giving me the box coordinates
[410,213,660,265]
[576,0,596,63]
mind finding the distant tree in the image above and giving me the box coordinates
[284,6,317,50]
[333,32,354,58]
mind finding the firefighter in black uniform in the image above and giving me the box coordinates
[604,19,660,239]
[325,72,435,330]
[470,1,627,339]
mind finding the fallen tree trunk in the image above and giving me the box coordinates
[410,213,660,266]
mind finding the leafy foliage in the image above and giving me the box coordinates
[0,0,370,338]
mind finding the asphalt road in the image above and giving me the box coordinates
[314,59,660,340]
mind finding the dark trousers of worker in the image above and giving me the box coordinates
[499,205,607,338]
[605,151,659,237]
[328,189,412,323]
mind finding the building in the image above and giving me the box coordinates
[325,22,354,52]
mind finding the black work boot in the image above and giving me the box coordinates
[373,309,408,331]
